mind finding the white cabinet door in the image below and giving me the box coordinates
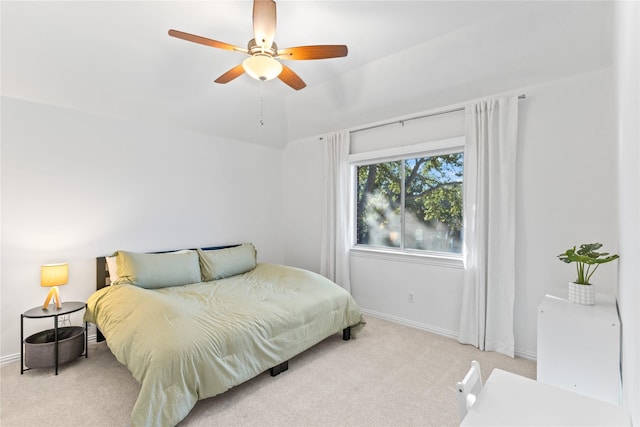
[537,288,621,405]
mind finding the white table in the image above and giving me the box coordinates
[461,369,630,426]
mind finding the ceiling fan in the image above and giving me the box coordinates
[169,0,348,90]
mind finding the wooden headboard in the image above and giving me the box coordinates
[96,256,109,291]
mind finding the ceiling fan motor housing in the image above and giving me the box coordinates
[247,38,278,57]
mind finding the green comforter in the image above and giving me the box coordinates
[84,263,365,427]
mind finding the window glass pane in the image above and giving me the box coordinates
[356,161,402,248]
[404,153,463,253]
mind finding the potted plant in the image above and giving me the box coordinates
[557,243,619,305]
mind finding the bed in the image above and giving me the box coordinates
[84,243,365,427]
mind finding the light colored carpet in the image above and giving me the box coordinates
[0,316,536,426]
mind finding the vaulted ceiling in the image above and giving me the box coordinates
[1,1,612,149]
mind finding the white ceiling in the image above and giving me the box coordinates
[1,1,612,149]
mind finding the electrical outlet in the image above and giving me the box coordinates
[408,292,414,303]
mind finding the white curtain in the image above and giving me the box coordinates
[320,131,352,292]
[458,96,519,357]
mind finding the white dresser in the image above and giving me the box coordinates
[537,287,621,405]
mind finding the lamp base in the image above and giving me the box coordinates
[42,286,62,309]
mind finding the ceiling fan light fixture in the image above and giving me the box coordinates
[242,54,282,81]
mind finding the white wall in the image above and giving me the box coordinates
[514,68,618,357]
[284,1,612,142]
[282,67,618,359]
[281,136,324,274]
[0,97,284,360]
[614,1,640,425]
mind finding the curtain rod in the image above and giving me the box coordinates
[348,94,526,136]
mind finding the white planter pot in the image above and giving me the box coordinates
[568,282,595,305]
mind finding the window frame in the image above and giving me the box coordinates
[349,136,465,261]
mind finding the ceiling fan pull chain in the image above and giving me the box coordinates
[260,80,265,126]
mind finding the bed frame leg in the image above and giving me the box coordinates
[96,327,105,343]
[343,326,351,341]
[270,360,288,377]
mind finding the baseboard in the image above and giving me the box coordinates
[361,308,459,339]
[361,308,537,361]
[1,332,98,366]
[514,347,537,361]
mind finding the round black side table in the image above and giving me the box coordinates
[21,301,88,375]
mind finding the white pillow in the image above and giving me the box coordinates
[106,255,119,284]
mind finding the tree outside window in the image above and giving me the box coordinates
[356,152,463,254]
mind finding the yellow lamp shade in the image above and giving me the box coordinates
[41,263,68,309]
[41,263,68,287]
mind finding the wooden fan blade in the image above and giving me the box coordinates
[168,29,247,53]
[214,64,246,84]
[278,45,348,60]
[253,0,276,50]
[278,65,306,90]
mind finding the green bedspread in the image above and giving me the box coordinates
[84,263,365,427]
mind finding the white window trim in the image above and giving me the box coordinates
[350,135,465,260]
[350,246,464,269]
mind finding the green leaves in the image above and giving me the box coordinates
[557,243,619,284]
[356,153,464,249]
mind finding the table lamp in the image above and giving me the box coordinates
[41,263,68,309]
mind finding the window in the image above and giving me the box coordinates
[355,148,464,256]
